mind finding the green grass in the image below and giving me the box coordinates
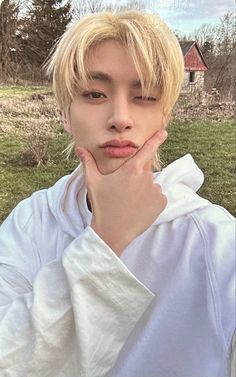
[0,85,51,98]
[162,120,235,215]
[0,86,235,223]
[0,134,78,223]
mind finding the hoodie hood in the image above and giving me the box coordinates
[154,154,210,225]
[47,154,210,238]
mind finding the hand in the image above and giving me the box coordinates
[76,130,168,257]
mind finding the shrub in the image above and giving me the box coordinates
[14,116,58,166]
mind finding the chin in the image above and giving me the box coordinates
[97,158,128,175]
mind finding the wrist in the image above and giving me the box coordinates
[90,222,130,257]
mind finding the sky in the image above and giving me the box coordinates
[0,0,234,35]
[108,0,235,35]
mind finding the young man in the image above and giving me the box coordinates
[0,11,235,377]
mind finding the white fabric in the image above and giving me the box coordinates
[0,154,235,377]
[231,332,236,377]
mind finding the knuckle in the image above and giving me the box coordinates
[154,184,167,197]
[145,139,154,148]
[83,156,92,165]
[123,161,140,175]
[145,139,156,151]
[162,194,168,207]
[146,171,154,180]
[153,182,162,191]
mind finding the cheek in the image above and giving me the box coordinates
[70,122,98,152]
[71,126,88,146]
[141,108,164,129]
[69,113,89,142]
[145,119,163,136]
[153,112,165,131]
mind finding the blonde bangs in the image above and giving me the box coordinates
[46,11,184,119]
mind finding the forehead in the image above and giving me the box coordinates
[85,40,141,82]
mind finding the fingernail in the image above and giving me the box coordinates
[159,129,168,139]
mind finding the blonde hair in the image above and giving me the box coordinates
[46,11,184,170]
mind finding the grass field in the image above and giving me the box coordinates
[0,86,235,223]
[0,85,51,98]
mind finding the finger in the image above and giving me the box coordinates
[127,129,168,169]
[76,147,100,182]
[143,159,153,172]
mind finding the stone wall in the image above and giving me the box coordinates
[182,71,205,93]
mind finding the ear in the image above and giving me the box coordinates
[61,113,72,134]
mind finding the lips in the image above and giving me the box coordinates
[101,139,138,148]
[100,139,138,158]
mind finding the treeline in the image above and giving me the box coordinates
[180,11,236,99]
[0,0,235,98]
[0,0,145,82]
[0,0,73,82]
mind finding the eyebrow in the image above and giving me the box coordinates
[88,71,143,88]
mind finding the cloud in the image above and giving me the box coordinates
[105,0,234,33]
[150,0,235,20]
[142,0,235,33]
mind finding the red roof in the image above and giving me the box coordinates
[179,41,208,71]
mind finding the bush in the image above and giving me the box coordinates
[0,92,64,166]
[15,117,58,166]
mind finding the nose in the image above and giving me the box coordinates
[107,96,134,133]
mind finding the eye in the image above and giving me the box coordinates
[135,96,157,102]
[83,91,106,99]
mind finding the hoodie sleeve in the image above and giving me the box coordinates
[0,206,154,377]
[194,206,236,359]
[231,332,236,377]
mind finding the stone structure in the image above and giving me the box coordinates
[180,41,208,93]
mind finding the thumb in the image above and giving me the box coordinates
[76,147,99,181]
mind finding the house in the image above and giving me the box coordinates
[179,41,208,93]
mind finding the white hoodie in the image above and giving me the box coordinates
[0,154,235,377]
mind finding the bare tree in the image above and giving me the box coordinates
[213,13,236,96]
[215,11,235,56]
[0,0,19,81]
[192,23,216,52]
[73,0,105,19]
[105,0,146,12]
[187,11,236,99]
[73,0,146,20]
